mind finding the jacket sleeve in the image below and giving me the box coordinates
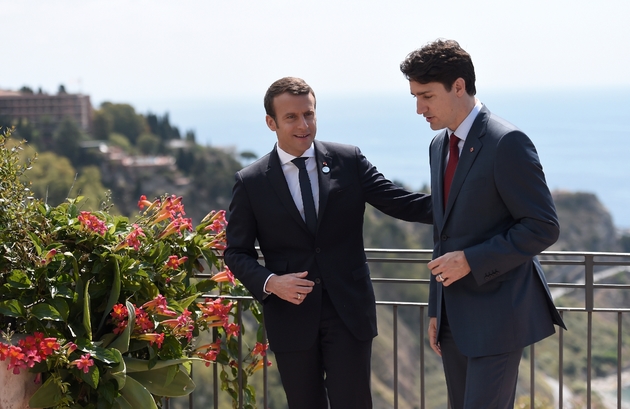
[223,171,272,302]
[464,131,560,286]
[356,147,433,224]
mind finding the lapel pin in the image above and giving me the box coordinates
[321,162,330,174]
[470,147,474,152]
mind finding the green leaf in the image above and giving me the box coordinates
[108,301,135,354]
[176,293,199,310]
[0,299,27,318]
[124,357,200,373]
[75,339,120,365]
[103,347,127,390]
[83,278,92,341]
[31,303,64,321]
[117,375,159,409]
[192,278,217,293]
[78,364,100,389]
[6,269,32,289]
[28,375,64,408]
[128,365,196,397]
[98,257,122,333]
[97,382,118,408]
[27,231,43,255]
[50,297,70,321]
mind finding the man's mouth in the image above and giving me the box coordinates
[294,134,310,139]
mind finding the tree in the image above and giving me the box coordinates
[99,102,146,145]
[137,132,161,155]
[92,110,112,140]
[23,151,76,206]
[73,165,112,212]
[53,117,85,166]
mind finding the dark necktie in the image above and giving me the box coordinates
[443,134,460,209]
[292,157,318,234]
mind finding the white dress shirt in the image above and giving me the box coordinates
[446,99,483,159]
[263,145,320,294]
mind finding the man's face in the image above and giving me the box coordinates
[409,80,463,131]
[266,92,316,157]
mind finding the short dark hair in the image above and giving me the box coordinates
[264,77,316,119]
[400,39,476,96]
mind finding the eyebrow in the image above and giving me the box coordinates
[412,90,431,96]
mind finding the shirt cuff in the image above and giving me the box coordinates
[263,273,275,295]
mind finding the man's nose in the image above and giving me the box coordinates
[416,101,427,115]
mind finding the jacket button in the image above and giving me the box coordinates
[315,248,321,253]
[315,278,321,284]
[441,235,448,241]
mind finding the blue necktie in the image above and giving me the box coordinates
[292,157,317,235]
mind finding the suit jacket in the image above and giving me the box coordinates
[428,105,566,358]
[224,140,432,352]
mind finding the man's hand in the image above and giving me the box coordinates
[428,317,441,357]
[427,250,471,287]
[266,272,314,305]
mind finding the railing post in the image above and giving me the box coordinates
[530,343,535,409]
[420,306,425,409]
[559,310,564,409]
[393,305,399,409]
[213,327,219,409]
[585,254,594,409]
[618,312,622,409]
[237,301,244,409]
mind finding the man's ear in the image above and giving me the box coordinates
[266,115,278,131]
[454,78,466,96]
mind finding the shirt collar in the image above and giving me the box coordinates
[447,99,483,142]
[277,145,316,166]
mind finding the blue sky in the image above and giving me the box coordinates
[3,0,630,104]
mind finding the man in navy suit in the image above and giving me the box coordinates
[400,40,566,409]
[224,77,432,408]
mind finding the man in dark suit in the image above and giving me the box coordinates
[224,77,432,409]
[400,40,566,409]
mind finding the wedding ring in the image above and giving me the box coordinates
[438,274,444,282]
[297,293,301,300]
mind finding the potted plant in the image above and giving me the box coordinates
[0,128,268,409]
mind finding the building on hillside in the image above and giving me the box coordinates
[0,88,93,132]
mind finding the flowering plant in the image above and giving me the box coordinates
[0,129,268,408]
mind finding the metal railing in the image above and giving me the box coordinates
[169,250,630,409]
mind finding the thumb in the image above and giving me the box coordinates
[294,271,309,278]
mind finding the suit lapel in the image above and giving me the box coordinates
[443,107,489,220]
[265,146,310,233]
[314,140,332,228]
[433,131,449,229]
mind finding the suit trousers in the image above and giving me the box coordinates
[440,311,523,409]
[273,290,373,409]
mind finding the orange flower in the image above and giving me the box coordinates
[165,255,188,270]
[137,195,159,211]
[136,333,165,348]
[211,267,235,285]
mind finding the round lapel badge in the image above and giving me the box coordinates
[321,162,330,174]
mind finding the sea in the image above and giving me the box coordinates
[135,87,630,230]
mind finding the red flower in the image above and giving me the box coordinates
[252,342,268,357]
[165,255,188,270]
[71,353,94,374]
[77,211,108,235]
